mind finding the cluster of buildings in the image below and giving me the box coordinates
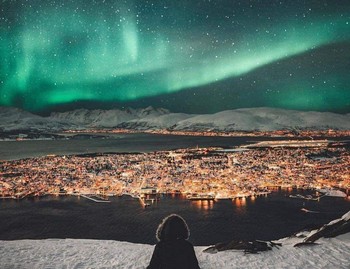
[0,141,349,200]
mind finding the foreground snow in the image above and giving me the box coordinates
[1,234,349,269]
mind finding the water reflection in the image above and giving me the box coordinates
[233,197,247,215]
[234,197,246,207]
[191,200,214,210]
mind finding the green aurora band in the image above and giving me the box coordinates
[0,1,350,112]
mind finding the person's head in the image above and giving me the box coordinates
[156,214,190,241]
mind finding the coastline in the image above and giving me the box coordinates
[1,128,350,142]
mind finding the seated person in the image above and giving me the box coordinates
[147,214,201,269]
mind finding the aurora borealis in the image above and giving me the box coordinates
[0,0,350,113]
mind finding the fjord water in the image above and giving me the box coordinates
[1,133,281,160]
[0,190,349,245]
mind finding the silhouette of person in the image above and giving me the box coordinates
[147,214,201,269]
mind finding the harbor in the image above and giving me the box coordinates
[79,194,111,203]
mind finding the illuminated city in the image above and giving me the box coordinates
[1,140,349,203]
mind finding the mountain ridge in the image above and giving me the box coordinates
[1,106,349,132]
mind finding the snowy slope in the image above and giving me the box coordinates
[0,235,349,269]
[50,106,170,128]
[0,107,74,132]
[118,113,194,130]
[1,211,350,269]
[173,107,350,131]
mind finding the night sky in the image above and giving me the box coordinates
[0,0,349,114]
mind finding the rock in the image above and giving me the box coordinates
[297,210,350,246]
[202,240,281,254]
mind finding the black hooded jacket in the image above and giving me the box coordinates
[147,214,200,269]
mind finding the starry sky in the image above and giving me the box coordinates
[0,0,349,114]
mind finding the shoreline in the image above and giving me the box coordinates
[1,129,350,142]
[1,186,349,201]
[62,128,350,138]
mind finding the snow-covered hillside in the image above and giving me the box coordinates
[118,112,194,130]
[172,107,350,131]
[1,211,350,269]
[50,106,170,128]
[0,234,349,268]
[1,106,350,132]
[0,107,74,132]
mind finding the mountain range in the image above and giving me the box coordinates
[1,106,349,132]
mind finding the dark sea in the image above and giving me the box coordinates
[0,133,309,160]
[0,134,349,245]
[0,190,349,245]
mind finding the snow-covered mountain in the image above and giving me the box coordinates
[50,106,170,128]
[1,106,350,132]
[0,107,74,132]
[117,113,194,130]
[172,107,350,131]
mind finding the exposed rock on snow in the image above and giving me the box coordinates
[203,240,281,254]
[300,210,350,244]
[203,211,350,255]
